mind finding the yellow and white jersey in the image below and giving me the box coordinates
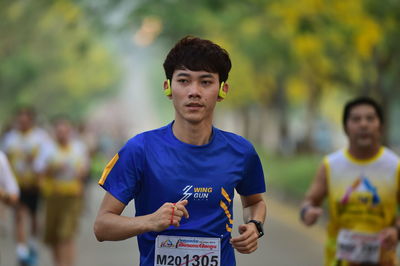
[42,140,88,196]
[1,127,50,187]
[324,147,400,265]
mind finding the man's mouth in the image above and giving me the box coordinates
[186,103,203,107]
[358,132,370,138]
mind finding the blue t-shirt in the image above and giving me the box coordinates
[100,122,266,266]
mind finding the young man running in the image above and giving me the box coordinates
[300,97,400,266]
[94,36,267,266]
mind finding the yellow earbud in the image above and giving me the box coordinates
[218,82,226,99]
[164,79,172,96]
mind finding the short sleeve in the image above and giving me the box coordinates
[98,137,144,205]
[33,140,56,173]
[0,152,19,196]
[236,146,266,196]
[1,132,12,153]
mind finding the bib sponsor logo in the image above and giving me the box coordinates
[176,239,218,251]
[159,238,218,251]
[160,239,174,248]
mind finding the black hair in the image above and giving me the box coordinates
[342,96,384,130]
[163,36,232,83]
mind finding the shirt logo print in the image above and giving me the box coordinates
[179,185,193,201]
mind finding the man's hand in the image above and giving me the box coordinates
[380,227,398,250]
[301,206,323,226]
[149,200,189,232]
[230,223,259,254]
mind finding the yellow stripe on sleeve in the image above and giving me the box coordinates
[98,154,119,185]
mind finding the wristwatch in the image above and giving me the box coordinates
[247,220,264,238]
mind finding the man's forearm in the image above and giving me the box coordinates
[242,199,266,223]
[0,188,18,205]
[94,212,153,241]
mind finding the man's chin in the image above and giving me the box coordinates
[355,139,373,148]
[184,116,203,124]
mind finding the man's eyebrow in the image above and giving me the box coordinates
[199,74,214,79]
[176,73,190,77]
[175,73,215,79]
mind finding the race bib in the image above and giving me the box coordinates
[336,229,381,263]
[155,235,220,266]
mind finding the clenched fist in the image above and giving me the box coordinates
[148,200,190,232]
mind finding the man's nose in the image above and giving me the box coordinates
[359,117,369,127]
[188,82,201,98]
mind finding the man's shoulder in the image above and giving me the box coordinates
[324,149,345,162]
[2,129,18,140]
[382,147,400,162]
[1,129,19,148]
[215,128,255,151]
[125,124,169,147]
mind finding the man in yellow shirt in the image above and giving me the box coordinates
[300,97,400,266]
[42,117,88,266]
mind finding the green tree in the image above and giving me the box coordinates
[0,0,120,123]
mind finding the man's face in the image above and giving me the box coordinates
[55,121,71,145]
[17,112,34,132]
[167,69,223,124]
[345,104,382,148]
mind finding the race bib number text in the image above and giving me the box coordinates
[155,235,221,266]
[336,229,380,263]
[156,254,219,266]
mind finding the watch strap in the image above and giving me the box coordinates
[247,220,264,238]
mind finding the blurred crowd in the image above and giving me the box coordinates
[0,106,97,266]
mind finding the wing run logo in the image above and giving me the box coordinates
[179,185,193,201]
[179,185,213,201]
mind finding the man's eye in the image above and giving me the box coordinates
[178,79,188,83]
[202,80,212,85]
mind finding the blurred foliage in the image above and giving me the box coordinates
[0,0,120,123]
[130,0,400,149]
[2,0,400,150]
[260,150,321,200]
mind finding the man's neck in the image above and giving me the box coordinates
[347,144,381,160]
[172,119,213,146]
[19,126,33,135]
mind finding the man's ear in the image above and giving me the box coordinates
[217,82,229,102]
[163,80,172,98]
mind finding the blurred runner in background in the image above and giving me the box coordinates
[300,97,400,266]
[40,116,89,266]
[1,106,51,266]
